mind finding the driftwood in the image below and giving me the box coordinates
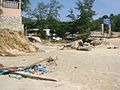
[6,58,51,73]
[23,57,57,70]
[12,72,57,82]
[0,66,25,70]
[23,57,53,70]
[61,40,91,51]
[77,46,91,51]
[0,57,56,73]
[0,63,25,73]
[0,64,4,68]
[0,57,58,82]
[23,59,47,69]
[46,56,57,66]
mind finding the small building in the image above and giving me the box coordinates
[27,28,39,36]
[43,29,51,36]
[0,0,24,32]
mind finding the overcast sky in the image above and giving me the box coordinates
[30,0,120,21]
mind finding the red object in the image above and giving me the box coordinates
[0,66,25,70]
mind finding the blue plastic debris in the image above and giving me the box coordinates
[38,66,48,73]
[9,74,22,79]
[23,68,32,72]
[21,64,48,74]
[35,64,48,73]
[0,70,8,75]
[0,64,49,80]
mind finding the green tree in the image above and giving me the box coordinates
[45,0,63,38]
[67,9,76,21]
[67,0,95,34]
[47,0,63,20]
[25,0,63,38]
[21,0,30,11]
[46,0,63,32]
[75,0,95,33]
[26,0,63,29]
[54,22,68,39]
[27,2,49,31]
[110,14,120,32]
[27,2,48,20]
[22,17,36,29]
[91,18,103,31]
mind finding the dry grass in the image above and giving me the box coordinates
[0,29,37,56]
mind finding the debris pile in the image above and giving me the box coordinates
[61,38,120,50]
[0,29,38,56]
[0,57,57,82]
[61,39,92,51]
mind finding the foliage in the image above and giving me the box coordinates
[110,14,120,32]
[74,33,90,40]
[66,0,95,35]
[75,0,95,33]
[47,0,63,20]
[67,9,76,21]
[22,17,36,29]
[37,30,46,39]
[21,0,30,11]
[53,22,68,39]
[27,2,48,20]
[23,0,120,40]
[25,0,63,39]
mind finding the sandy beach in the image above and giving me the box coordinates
[0,44,120,90]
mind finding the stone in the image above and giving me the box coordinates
[0,16,24,32]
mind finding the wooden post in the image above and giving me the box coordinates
[0,0,3,8]
[109,24,112,37]
[18,0,22,22]
[101,24,104,37]
[19,0,21,9]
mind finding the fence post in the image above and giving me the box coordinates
[0,0,2,8]
[19,0,21,9]
[109,24,112,37]
[101,24,104,37]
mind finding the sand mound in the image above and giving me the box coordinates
[101,38,120,47]
[0,29,37,56]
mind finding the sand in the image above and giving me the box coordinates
[0,43,120,90]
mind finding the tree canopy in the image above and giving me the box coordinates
[21,0,30,11]
[67,0,95,34]
[23,0,120,39]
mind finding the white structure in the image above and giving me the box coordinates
[43,29,50,36]
[102,18,112,37]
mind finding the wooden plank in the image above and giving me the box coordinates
[0,66,25,70]
[12,72,57,82]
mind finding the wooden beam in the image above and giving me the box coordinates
[12,72,57,82]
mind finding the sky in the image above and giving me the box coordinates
[30,0,120,21]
